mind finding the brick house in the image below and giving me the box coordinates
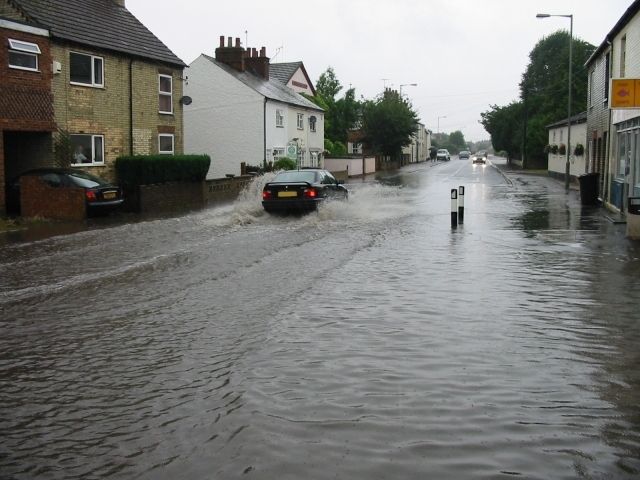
[586,0,640,212]
[1,0,186,214]
[184,37,324,179]
[0,15,55,214]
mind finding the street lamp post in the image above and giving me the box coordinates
[537,13,573,192]
[399,83,417,97]
[437,115,447,134]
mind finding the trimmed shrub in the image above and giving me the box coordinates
[273,158,297,171]
[116,155,211,187]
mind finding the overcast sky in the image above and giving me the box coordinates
[128,0,633,141]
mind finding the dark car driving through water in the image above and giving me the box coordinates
[262,168,348,213]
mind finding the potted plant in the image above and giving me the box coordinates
[574,143,584,156]
[550,144,559,154]
[559,144,567,155]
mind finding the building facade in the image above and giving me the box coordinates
[546,112,587,182]
[184,37,324,179]
[586,0,640,212]
[1,0,185,215]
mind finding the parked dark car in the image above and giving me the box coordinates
[472,150,488,164]
[6,167,124,215]
[262,168,348,213]
[459,150,470,160]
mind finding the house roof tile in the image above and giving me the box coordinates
[202,55,323,112]
[10,0,185,67]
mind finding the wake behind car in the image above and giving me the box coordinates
[262,168,348,213]
[436,149,450,161]
[6,167,124,216]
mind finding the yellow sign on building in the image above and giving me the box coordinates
[610,79,640,108]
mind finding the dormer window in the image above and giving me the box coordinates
[8,39,40,71]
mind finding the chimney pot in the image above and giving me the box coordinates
[235,37,241,48]
[227,37,232,47]
[260,46,266,57]
[219,36,225,47]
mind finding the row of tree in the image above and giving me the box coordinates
[480,31,595,167]
[309,68,419,160]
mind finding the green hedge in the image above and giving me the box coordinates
[116,155,211,187]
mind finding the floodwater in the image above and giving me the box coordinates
[1,159,639,479]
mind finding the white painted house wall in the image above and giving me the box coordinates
[547,121,587,177]
[184,55,264,179]
[288,68,314,96]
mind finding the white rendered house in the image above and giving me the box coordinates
[185,37,324,179]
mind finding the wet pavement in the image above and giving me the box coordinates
[1,157,639,479]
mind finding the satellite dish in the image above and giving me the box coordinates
[180,96,192,105]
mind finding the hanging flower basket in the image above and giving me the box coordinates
[544,144,551,154]
[574,143,584,156]
[550,144,559,154]
[558,144,567,155]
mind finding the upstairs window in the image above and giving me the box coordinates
[276,109,284,127]
[297,113,304,130]
[8,39,40,71]
[309,115,317,132]
[159,74,173,114]
[70,52,104,87]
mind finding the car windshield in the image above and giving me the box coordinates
[273,171,318,183]
[438,150,447,154]
[66,171,109,188]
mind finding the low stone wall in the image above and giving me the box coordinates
[123,182,205,213]
[21,176,86,220]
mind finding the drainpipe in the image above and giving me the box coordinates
[263,97,267,169]
[603,39,612,206]
[129,59,134,155]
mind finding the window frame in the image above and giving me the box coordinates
[8,38,41,72]
[276,109,284,128]
[309,115,317,132]
[158,134,175,154]
[70,52,104,88]
[159,74,173,115]
[297,113,304,130]
[70,134,105,166]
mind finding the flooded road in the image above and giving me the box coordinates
[1,158,640,479]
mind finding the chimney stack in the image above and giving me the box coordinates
[244,45,270,80]
[215,36,245,72]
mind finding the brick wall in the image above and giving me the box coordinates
[20,175,86,220]
[0,27,55,131]
[51,44,184,183]
[205,176,254,203]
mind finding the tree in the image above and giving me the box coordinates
[314,67,361,145]
[481,30,594,165]
[360,89,419,159]
[449,131,467,151]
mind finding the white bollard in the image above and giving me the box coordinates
[458,186,465,224]
[451,189,458,228]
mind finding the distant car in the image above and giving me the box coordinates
[436,149,451,161]
[262,168,348,213]
[472,151,488,164]
[459,150,470,160]
[6,167,124,216]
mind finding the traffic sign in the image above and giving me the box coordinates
[611,78,640,108]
